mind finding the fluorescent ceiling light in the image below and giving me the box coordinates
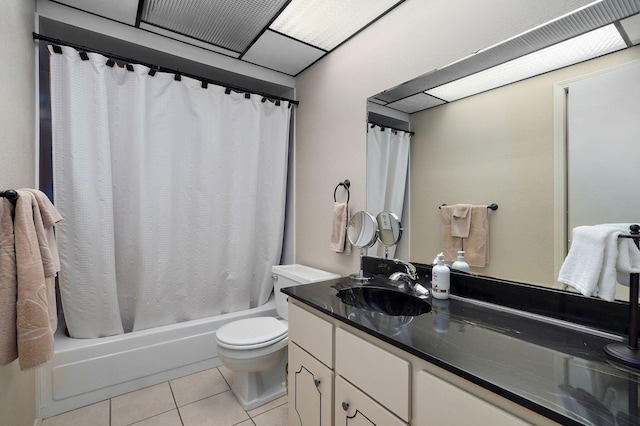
[426,24,626,103]
[270,0,402,51]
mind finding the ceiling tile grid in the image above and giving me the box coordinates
[385,93,445,114]
[243,30,326,76]
[49,0,405,77]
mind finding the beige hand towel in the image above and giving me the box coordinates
[22,188,63,277]
[21,189,63,334]
[440,206,463,262]
[14,190,59,370]
[330,202,351,254]
[441,205,490,267]
[451,204,472,238]
[464,206,490,267]
[0,199,18,366]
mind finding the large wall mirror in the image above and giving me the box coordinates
[367,0,640,301]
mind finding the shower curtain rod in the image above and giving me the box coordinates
[368,122,414,136]
[32,33,299,106]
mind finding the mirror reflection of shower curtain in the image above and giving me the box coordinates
[49,46,292,338]
[366,124,410,258]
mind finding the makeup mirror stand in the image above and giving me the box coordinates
[347,211,378,284]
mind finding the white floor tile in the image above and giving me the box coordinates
[170,367,230,407]
[110,382,176,426]
[252,403,288,426]
[42,400,110,426]
[179,390,250,426]
[43,367,291,426]
[130,409,183,426]
[247,395,287,418]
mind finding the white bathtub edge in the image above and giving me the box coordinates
[39,299,277,419]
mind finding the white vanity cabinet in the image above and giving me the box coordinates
[287,299,557,426]
[287,303,334,426]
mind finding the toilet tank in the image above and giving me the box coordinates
[272,264,340,320]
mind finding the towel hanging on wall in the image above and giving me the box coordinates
[440,205,491,267]
[450,204,472,238]
[0,189,62,370]
[330,180,351,254]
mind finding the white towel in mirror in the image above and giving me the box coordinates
[559,224,640,301]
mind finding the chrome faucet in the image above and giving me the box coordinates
[391,259,417,280]
[389,259,429,297]
[389,259,418,289]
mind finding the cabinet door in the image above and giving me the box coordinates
[414,370,530,425]
[334,376,408,426]
[289,342,333,426]
[335,328,410,422]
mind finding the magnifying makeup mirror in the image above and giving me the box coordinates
[376,211,402,259]
[347,211,378,282]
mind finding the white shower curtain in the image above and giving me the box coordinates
[49,46,292,338]
[366,124,410,258]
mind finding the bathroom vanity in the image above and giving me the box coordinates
[282,262,640,425]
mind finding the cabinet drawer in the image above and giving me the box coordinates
[335,376,408,426]
[288,302,333,368]
[289,343,334,426]
[335,328,410,422]
[414,370,530,425]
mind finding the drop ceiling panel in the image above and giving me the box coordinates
[270,0,403,50]
[53,0,140,25]
[139,23,241,58]
[386,93,446,114]
[521,6,615,52]
[243,30,325,76]
[141,0,289,53]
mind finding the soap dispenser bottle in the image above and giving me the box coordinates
[451,250,470,273]
[432,253,450,300]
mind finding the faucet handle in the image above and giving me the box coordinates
[393,259,417,280]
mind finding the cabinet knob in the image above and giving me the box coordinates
[342,401,350,411]
[314,379,321,387]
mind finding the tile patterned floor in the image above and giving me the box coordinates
[41,366,288,426]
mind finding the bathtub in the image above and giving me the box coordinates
[38,297,277,419]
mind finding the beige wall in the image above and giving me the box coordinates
[410,45,640,287]
[0,0,37,425]
[293,0,593,277]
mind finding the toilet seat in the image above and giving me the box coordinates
[216,317,288,350]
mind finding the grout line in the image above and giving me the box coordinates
[166,380,185,425]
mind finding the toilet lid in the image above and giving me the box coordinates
[216,317,287,349]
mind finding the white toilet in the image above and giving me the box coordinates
[215,264,340,410]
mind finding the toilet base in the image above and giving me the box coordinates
[230,354,288,410]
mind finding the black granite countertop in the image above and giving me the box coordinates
[281,264,640,426]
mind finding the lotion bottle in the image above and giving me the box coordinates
[431,253,450,300]
[451,250,470,273]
